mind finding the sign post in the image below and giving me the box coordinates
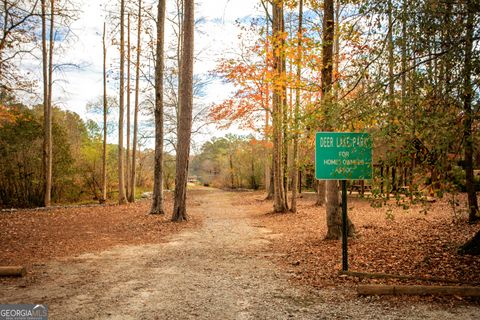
[315,132,373,272]
[341,180,348,271]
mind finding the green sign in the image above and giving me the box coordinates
[315,132,373,180]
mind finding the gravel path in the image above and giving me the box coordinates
[1,190,478,319]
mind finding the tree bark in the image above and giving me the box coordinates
[48,0,54,177]
[401,0,407,111]
[298,169,302,194]
[323,0,336,238]
[290,0,303,213]
[229,154,234,188]
[282,42,289,210]
[118,0,127,204]
[130,0,142,203]
[101,22,108,203]
[175,0,183,137]
[325,180,340,238]
[463,0,478,223]
[272,0,288,213]
[386,165,390,199]
[387,0,395,135]
[126,13,131,201]
[41,0,52,207]
[266,156,274,200]
[151,0,166,215]
[264,7,271,198]
[322,0,355,239]
[172,0,194,222]
[316,180,326,206]
[459,230,480,256]
[333,0,340,100]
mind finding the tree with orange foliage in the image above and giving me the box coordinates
[210,29,271,132]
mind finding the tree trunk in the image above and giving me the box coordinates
[463,0,478,223]
[299,170,302,194]
[272,0,288,213]
[101,22,108,203]
[380,165,384,193]
[459,230,480,256]
[290,0,303,213]
[387,0,395,116]
[326,181,355,239]
[392,167,397,193]
[251,147,256,189]
[316,180,326,206]
[282,54,289,210]
[441,1,452,97]
[322,0,355,239]
[333,0,340,100]
[151,0,166,215]
[266,156,274,200]
[41,0,52,207]
[323,0,336,237]
[126,13,131,201]
[386,165,390,199]
[387,0,395,199]
[175,0,183,138]
[118,0,127,204]
[130,0,142,203]
[48,0,54,194]
[409,156,415,202]
[229,154,234,188]
[264,7,271,198]
[401,0,407,112]
[172,0,194,222]
[325,180,341,239]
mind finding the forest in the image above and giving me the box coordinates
[3,0,478,239]
[1,0,480,316]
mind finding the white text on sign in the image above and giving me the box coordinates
[319,136,370,148]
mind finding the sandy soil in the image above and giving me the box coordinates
[0,189,479,319]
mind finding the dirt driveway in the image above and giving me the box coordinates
[0,190,478,319]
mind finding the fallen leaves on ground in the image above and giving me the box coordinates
[241,192,480,305]
[0,192,201,270]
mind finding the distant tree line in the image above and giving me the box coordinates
[191,135,269,190]
[0,91,156,208]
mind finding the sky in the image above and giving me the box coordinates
[33,0,264,148]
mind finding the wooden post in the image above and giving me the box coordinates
[341,180,348,271]
[358,285,480,297]
[0,266,26,277]
[342,270,480,285]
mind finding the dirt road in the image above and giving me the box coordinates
[0,190,478,319]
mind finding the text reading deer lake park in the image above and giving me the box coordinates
[315,132,373,180]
